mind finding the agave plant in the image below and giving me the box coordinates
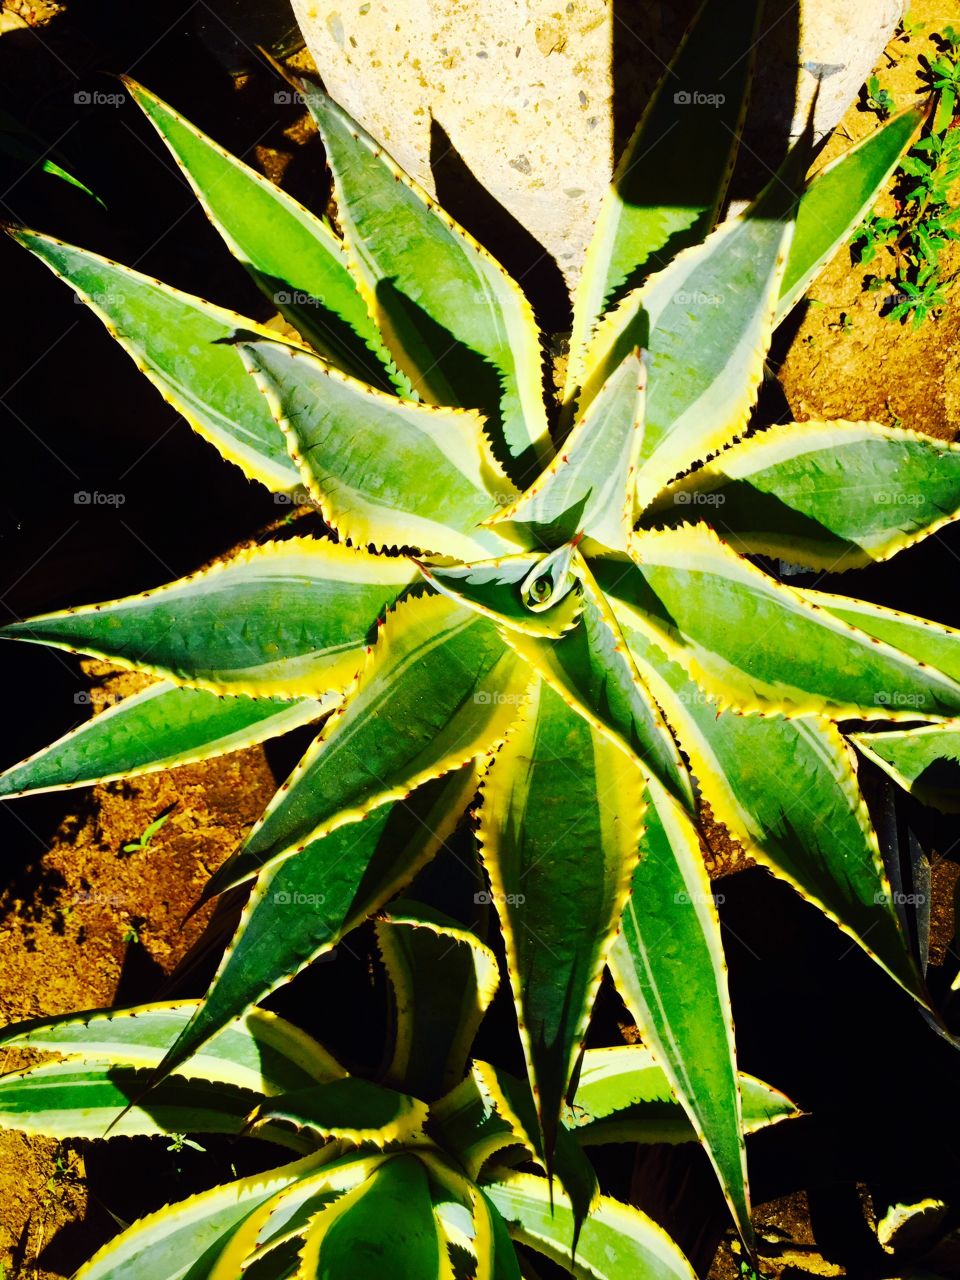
[2,0,957,1267]
[0,907,798,1277]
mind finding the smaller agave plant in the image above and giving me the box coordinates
[0,903,798,1278]
[2,0,959,1273]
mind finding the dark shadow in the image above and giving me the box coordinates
[373,278,543,481]
[612,0,803,212]
[642,479,867,564]
[429,117,570,334]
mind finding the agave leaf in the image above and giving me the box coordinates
[477,680,646,1159]
[297,1155,444,1279]
[204,593,524,898]
[480,1189,524,1280]
[571,131,810,511]
[609,776,750,1243]
[567,0,762,391]
[570,1046,799,1146]
[156,768,477,1082]
[6,228,301,492]
[124,78,406,394]
[238,337,514,559]
[646,421,960,570]
[72,1150,334,1280]
[250,1078,428,1148]
[416,548,583,639]
[477,1063,600,1242]
[208,1152,381,1280]
[777,105,926,322]
[0,681,333,799]
[419,1150,522,1280]
[608,615,925,1002]
[801,590,960,682]
[0,538,410,698]
[593,529,960,720]
[852,723,960,814]
[0,1061,309,1150]
[0,1001,342,1095]
[429,1062,535,1183]
[486,1173,696,1280]
[501,554,694,812]
[376,902,499,1099]
[299,85,551,482]
[490,351,646,553]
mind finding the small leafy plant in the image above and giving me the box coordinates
[852,27,960,327]
[862,73,897,120]
[1,0,958,1272]
[121,803,175,854]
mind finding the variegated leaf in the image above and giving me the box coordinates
[593,529,960,720]
[605,613,925,1002]
[0,1001,342,1095]
[73,1151,334,1280]
[237,337,513,559]
[415,547,582,639]
[571,133,809,511]
[250,1079,428,1148]
[647,421,960,570]
[777,105,926,322]
[569,1045,799,1145]
[208,1151,380,1280]
[204,593,525,899]
[300,85,551,483]
[155,768,478,1082]
[428,1062,534,1183]
[852,723,960,814]
[486,1173,696,1280]
[0,681,333,798]
[7,228,300,491]
[0,1061,307,1150]
[297,1155,445,1279]
[802,590,960,682]
[490,350,646,552]
[477,679,646,1157]
[0,538,412,698]
[125,78,405,394]
[376,902,499,1100]
[501,553,694,812]
[609,776,750,1243]
[567,0,761,391]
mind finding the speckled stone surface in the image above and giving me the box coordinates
[283,0,902,289]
